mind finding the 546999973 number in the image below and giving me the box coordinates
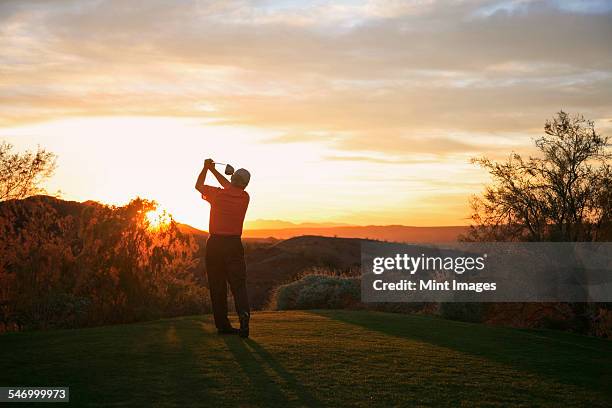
[0,387,69,402]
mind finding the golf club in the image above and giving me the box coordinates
[212,161,235,175]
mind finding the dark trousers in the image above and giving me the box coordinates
[205,235,250,329]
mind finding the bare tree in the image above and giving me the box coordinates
[0,142,57,201]
[465,111,611,242]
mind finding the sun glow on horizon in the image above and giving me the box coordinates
[145,207,172,230]
[0,115,491,228]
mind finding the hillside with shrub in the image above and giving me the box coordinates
[269,269,612,338]
[245,236,363,308]
[0,195,208,331]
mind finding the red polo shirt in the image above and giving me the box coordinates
[201,185,249,236]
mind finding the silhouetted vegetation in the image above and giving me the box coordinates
[0,142,57,201]
[0,196,209,331]
[270,268,360,310]
[462,111,612,337]
[465,111,611,242]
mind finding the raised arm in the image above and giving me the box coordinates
[194,159,213,195]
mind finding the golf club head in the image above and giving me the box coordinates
[225,164,235,175]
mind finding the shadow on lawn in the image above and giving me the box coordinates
[221,336,320,407]
[313,310,612,397]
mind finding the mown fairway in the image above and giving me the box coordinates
[1,310,610,407]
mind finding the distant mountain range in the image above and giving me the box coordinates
[244,219,350,229]
[242,224,469,243]
[182,220,468,243]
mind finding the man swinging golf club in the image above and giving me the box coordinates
[195,158,251,338]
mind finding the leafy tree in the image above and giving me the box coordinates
[462,112,612,335]
[465,111,611,242]
[0,142,57,201]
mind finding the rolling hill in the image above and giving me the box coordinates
[246,236,364,307]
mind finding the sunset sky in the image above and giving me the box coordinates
[1,0,611,230]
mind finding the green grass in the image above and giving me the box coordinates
[1,310,611,407]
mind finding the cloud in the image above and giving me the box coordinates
[1,0,611,158]
[324,155,437,165]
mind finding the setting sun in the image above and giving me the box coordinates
[145,207,172,230]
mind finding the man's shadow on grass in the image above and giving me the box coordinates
[221,336,320,407]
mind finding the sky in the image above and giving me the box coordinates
[1,0,611,230]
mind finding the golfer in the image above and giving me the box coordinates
[195,158,251,338]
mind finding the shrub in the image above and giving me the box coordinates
[15,292,92,330]
[272,274,360,310]
[0,196,208,331]
[591,306,612,338]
